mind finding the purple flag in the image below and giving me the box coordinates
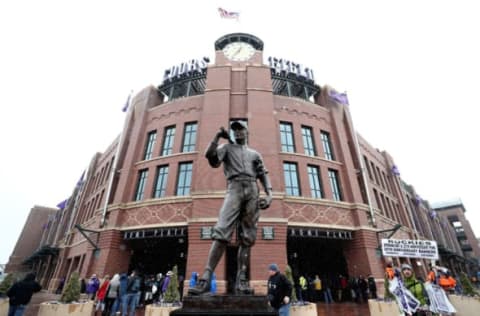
[414,195,422,206]
[121,92,132,112]
[56,198,69,210]
[76,170,85,188]
[328,90,349,105]
[391,165,400,176]
[218,7,240,20]
[429,210,437,219]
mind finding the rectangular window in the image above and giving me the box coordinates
[153,165,169,198]
[176,162,193,196]
[283,162,300,196]
[364,156,373,180]
[376,166,385,189]
[279,122,295,153]
[371,161,379,184]
[321,131,335,160]
[302,126,316,156]
[143,130,157,160]
[182,122,197,152]
[328,169,342,201]
[134,169,148,201]
[373,188,382,213]
[307,165,323,198]
[161,126,176,156]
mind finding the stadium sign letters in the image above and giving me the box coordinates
[162,57,210,83]
[268,56,315,81]
[381,238,439,260]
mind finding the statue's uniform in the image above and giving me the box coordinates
[207,143,267,247]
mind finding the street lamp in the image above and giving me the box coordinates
[375,224,402,257]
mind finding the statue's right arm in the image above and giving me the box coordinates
[205,127,228,168]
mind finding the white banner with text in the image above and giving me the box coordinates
[381,239,439,260]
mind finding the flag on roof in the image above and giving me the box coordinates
[76,170,85,188]
[122,91,133,112]
[414,195,422,206]
[218,7,240,20]
[57,198,69,210]
[391,165,400,176]
[328,90,349,105]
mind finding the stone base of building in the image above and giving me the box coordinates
[170,295,277,316]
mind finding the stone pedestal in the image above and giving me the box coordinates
[290,303,317,316]
[0,298,8,316]
[368,299,400,316]
[171,295,277,316]
[37,301,94,316]
[144,304,181,316]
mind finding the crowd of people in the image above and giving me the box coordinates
[291,273,378,304]
[3,261,479,316]
[60,269,183,316]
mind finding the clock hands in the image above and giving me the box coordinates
[232,46,243,59]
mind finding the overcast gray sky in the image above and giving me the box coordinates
[1,0,479,263]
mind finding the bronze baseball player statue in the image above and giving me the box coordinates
[188,121,273,295]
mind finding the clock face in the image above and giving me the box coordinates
[222,42,256,61]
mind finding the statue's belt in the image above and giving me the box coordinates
[227,175,256,182]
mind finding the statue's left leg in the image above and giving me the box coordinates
[235,245,254,294]
[234,183,259,295]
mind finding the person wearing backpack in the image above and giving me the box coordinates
[122,270,141,316]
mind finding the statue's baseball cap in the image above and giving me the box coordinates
[231,121,248,130]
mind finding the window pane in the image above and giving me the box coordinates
[283,162,300,196]
[182,122,197,152]
[308,165,323,198]
[280,123,295,153]
[321,131,335,160]
[162,126,176,156]
[153,165,169,198]
[176,162,193,196]
[144,130,157,160]
[328,169,342,201]
[134,169,148,201]
[302,126,316,156]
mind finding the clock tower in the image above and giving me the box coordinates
[214,33,264,65]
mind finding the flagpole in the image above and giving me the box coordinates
[66,167,89,233]
[392,172,420,237]
[52,199,69,245]
[100,91,133,227]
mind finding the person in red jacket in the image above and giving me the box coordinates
[95,275,110,315]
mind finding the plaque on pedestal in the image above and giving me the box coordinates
[170,295,278,316]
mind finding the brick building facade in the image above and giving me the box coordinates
[5,206,57,274]
[7,33,479,294]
